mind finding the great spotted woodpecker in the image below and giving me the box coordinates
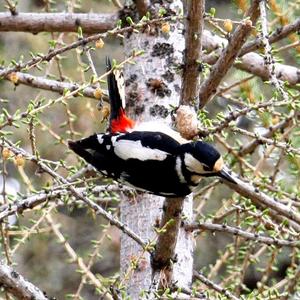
[68,58,236,197]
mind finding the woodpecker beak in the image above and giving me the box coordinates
[218,168,237,184]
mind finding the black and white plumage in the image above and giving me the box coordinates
[68,58,236,197]
[68,126,236,197]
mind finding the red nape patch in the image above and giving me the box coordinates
[111,109,135,133]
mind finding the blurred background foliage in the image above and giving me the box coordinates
[1,0,300,299]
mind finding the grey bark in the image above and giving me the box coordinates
[120,0,193,298]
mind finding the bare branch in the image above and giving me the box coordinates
[239,17,300,57]
[0,12,117,33]
[193,271,241,300]
[234,52,300,86]
[233,125,300,156]
[202,30,300,87]
[112,0,123,9]
[223,174,300,226]
[198,98,292,138]
[239,111,295,156]
[258,0,289,100]
[3,70,109,101]
[0,185,128,222]
[0,15,178,78]
[0,260,48,299]
[199,0,260,108]
[186,222,300,247]
[152,197,186,270]
[45,214,112,298]
[181,0,204,106]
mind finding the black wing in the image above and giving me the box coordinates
[114,131,181,156]
[106,57,125,131]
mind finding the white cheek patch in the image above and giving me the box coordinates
[111,135,119,146]
[106,145,111,150]
[213,157,224,172]
[97,135,104,144]
[184,153,204,174]
[175,157,186,183]
[114,139,168,161]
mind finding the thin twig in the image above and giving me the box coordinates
[185,222,300,247]
[193,271,241,300]
[1,138,148,250]
[0,15,179,78]
[199,0,260,108]
[239,17,300,57]
[259,0,289,101]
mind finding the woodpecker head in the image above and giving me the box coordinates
[182,141,236,184]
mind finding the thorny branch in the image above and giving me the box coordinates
[1,138,148,250]
[239,111,296,156]
[258,0,289,101]
[223,174,300,226]
[0,15,179,79]
[198,0,260,108]
[202,30,300,87]
[193,271,240,300]
[0,184,129,222]
[3,70,109,101]
[239,17,300,56]
[0,55,138,131]
[185,222,300,247]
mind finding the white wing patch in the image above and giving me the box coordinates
[184,153,204,174]
[97,134,104,144]
[114,139,168,161]
[175,157,186,183]
[132,121,188,145]
[111,135,123,146]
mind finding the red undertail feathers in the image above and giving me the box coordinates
[106,57,135,133]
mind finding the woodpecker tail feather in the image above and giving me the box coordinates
[106,57,135,133]
[106,57,123,124]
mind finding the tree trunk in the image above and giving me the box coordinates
[120,1,193,298]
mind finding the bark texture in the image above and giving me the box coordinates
[0,12,117,33]
[0,261,48,300]
[120,0,193,298]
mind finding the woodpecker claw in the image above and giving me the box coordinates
[218,168,236,184]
